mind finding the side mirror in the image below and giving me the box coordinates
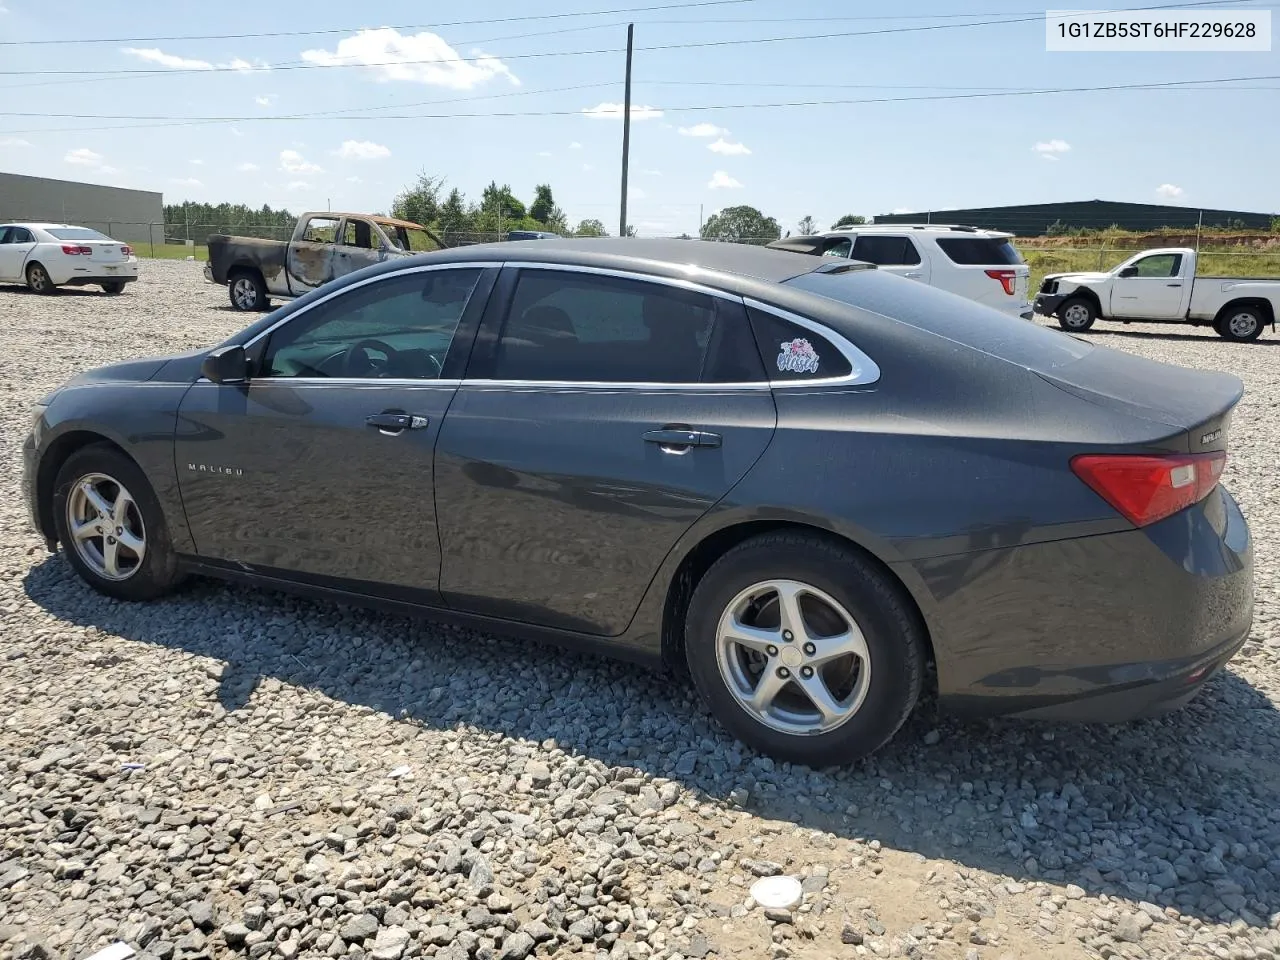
[1118,266,1138,278]
[201,344,248,384]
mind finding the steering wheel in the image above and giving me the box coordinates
[341,338,398,378]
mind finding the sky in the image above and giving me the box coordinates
[0,0,1277,236]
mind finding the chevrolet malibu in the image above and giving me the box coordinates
[22,239,1254,766]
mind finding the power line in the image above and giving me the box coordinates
[6,74,1276,135]
[0,0,1254,78]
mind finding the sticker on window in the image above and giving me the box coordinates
[776,338,821,375]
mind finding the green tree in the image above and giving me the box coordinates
[391,171,446,226]
[529,184,556,225]
[1271,216,1280,233]
[480,181,526,222]
[797,215,818,236]
[831,214,866,229]
[700,205,782,245]
[574,218,608,237]
[437,188,471,241]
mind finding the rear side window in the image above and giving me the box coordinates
[747,307,852,381]
[47,227,112,241]
[490,270,763,383]
[300,217,340,243]
[934,237,1023,265]
[851,235,921,266]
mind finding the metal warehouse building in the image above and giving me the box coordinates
[872,199,1277,235]
[0,172,164,247]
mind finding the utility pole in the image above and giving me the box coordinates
[1195,209,1204,255]
[619,23,634,238]
[699,203,704,237]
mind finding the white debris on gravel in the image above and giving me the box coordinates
[2,259,1279,960]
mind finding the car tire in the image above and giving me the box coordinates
[1216,306,1264,342]
[101,281,126,295]
[228,270,269,311]
[26,262,57,295]
[51,443,184,602]
[1057,297,1096,332]
[684,532,926,768]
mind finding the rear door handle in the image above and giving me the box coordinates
[642,428,722,450]
[1167,283,1182,287]
[366,412,428,434]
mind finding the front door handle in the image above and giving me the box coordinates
[903,271,923,278]
[1167,283,1182,287]
[642,428,722,451]
[366,412,428,434]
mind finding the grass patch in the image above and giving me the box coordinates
[139,243,209,262]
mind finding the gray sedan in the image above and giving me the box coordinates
[22,239,1253,766]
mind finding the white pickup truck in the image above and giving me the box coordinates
[1034,247,1280,342]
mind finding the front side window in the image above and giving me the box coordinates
[490,270,741,383]
[852,235,921,266]
[300,217,340,244]
[1130,254,1181,278]
[10,228,33,244]
[260,268,483,380]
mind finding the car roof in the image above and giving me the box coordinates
[817,224,1014,238]
[414,237,841,284]
[2,222,74,230]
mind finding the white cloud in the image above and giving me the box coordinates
[335,139,391,160]
[64,147,104,166]
[236,162,259,172]
[708,138,751,156]
[223,57,270,73]
[255,95,276,106]
[708,170,742,190]
[189,158,204,165]
[122,47,213,70]
[581,102,663,121]
[537,150,552,158]
[582,163,594,172]
[1033,139,1071,160]
[679,122,727,138]
[286,181,312,191]
[569,141,582,150]
[301,28,519,89]
[629,186,647,200]
[1156,183,1184,199]
[346,176,363,183]
[0,137,31,148]
[892,207,913,215]
[170,177,202,187]
[279,149,322,174]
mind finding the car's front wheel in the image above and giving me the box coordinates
[51,444,183,601]
[1057,297,1097,332]
[685,532,926,767]
[26,262,56,295]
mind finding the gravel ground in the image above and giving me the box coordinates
[2,259,1279,960]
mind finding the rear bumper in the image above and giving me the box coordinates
[916,483,1254,722]
[1034,293,1067,316]
[47,260,139,285]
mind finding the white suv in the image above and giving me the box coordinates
[769,224,1033,320]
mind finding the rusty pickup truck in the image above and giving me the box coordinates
[204,211,443,311]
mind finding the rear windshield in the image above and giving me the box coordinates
[783,268,1092,370]
[47,227,114,241]
[934,237,1023,265]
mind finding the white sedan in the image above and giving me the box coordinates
[0,222,139,295]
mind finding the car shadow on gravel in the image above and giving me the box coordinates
[24,556,1280,931]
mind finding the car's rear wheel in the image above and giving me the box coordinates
[228,270,269,311]
[101,281,126,295]
[51,444,183,601]
[1057,297,1096,332]
[685,532,926,767]
[26,262,56,295]
[1216,306,1264,342]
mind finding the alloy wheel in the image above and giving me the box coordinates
[232,277,259,309]
[66,473,147,581]
[28,266,50,293]
[715,579,871,736]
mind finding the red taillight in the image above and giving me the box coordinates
[121,245,133,256]
[1070,451,1226,527]
[985,269,1017,295]
[60,244,91,255]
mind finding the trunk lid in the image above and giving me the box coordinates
[83,241,128,263]
[1035,346,1242,453]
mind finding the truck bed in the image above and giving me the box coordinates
[205,235,288,287]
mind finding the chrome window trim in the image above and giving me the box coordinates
[507,260,744,303]
[241,260,500,350]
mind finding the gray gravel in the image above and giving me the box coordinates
[2,260,1279,960]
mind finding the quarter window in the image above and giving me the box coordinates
[747,307,852,381]
[489,270,763,383]
[300,216,340,244]
[852,235,921,266]
[259,269,483,380]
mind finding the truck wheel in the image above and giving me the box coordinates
[228,270,269,311]
[1057,297,1096,332]
[1216,306,1264,342]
